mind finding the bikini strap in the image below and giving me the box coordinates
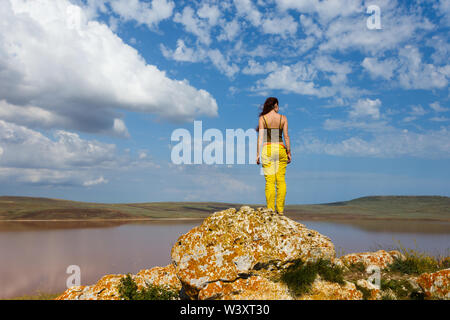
[262,115,268,128]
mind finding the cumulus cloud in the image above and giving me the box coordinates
[161,40,239,78]
[108,0,175,29]
[253,56,358,99]
[83,176,109,187]
[349,99,382,120]
[0,0,218,136]
[397,45,449,90]
[430,102,449,113]
[0,119,158,186]
[0,120,116,169]
[361,57,398,80]
[297,127,450,159]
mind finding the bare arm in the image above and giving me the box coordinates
[257,116,264,164]
[283,116,291,161]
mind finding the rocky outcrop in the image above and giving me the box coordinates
[56,206,449,300]
[338,250,405,270]
[55,264,181,300]
[171,206,335,299]
[300,277,363,300]
[415,268,450,300]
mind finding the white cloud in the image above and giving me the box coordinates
[173,6,212,45]
[261,14,298,37]
[83,176,109,187]
[207,49,240,78]
[430,102,449,113]
[349,99,382,120]
[299,14,323,38]
[0,120,116,169]
[313,1,434,55]
[233,0,262,27]
[254,56,359,99]
[397,45,449,90]
[217,18,241,42]
[0,119,157,186]
[297,126,450,159]
[242,60,279,75]
[198,3,221,26]
[108,0,174,29]
[409,105,427,116]
[430,116,450,122]
[275,0,364,22]
[361,57,398,80]
[0,0,218,136]
[161,39,205,62]
[161,40,239,78]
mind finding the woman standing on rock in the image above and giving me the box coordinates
[256,97,291,215]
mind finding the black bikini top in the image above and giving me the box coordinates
[262,114,283,143]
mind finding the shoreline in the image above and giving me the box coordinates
[0,215,449,223]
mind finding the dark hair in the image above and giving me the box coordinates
[255,97,279,131]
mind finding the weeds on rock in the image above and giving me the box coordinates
[117,274,179,300]
[280,259,345,296]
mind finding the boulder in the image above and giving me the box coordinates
[198,276,293,300]
[415,268,450,300]
[171,206,335,299]
[338,250,405,270]
[56,264,181,300]
[299,277,363,300]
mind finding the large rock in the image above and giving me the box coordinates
[56,264,181,300]
[299,278,363,300]
[198,276,293,300]
[415,268,450,300]
[171,206,335,299]
[337,250,405,270]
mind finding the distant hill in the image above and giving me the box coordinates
[0,195,449,221]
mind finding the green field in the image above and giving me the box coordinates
[0,195,449,221]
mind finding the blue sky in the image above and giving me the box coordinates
[0,0,449,204]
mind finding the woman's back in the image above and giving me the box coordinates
[262,112,284,128]
[261,112,284,143]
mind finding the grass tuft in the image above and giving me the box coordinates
[388,242,446,275]
[117,274,179,300]
[280,259,345,296]
[380,278,424,300]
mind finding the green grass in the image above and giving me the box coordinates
[117,274,179,300]
[388,242,449,275]
[380,279,424,300]
[5,291,61,300]
[280,259,345,296]
[354,283,372,300]
[1,195,449,221]
[287,195,450,221]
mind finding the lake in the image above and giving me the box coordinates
[0,218,449,299]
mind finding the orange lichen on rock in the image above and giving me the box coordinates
[299,277,363,300]
[171,206,335,299]
[55,264,180,300]
[198,276,293,300]
[338,250,405,270]
[136,264,181,292]
[55,206,449,301]
[415,268,450,300]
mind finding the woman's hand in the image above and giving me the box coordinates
[256,155,260,165]
[287,152,292,164]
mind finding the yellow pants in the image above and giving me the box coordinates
[261,143,287,214]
